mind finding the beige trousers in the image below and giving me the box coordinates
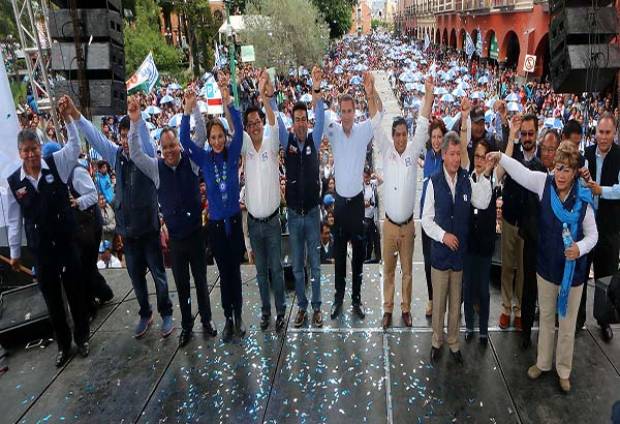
[501,218,524,316]
[536,274,583,380]
[382,219,415,313]
[431,267,463,352]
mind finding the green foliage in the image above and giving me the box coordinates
[124,0,183,75]
[0,0,18,41]
[242,0,330,72]
[371,19,380,31]
[183,0,220,75]
[312,0,352,39]
[10,80,26,106]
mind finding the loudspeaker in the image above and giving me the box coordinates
[0,283,52,347]
[49,4,126,116]
[549,0,614,14]
[549,3,620,94]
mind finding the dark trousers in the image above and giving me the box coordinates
[36,240,90,351]
[521,237,538,335]
[463,252,492,336]
[364,217,381,261]
[77,222,113,315]
[209,213,244,318]
[333,192,365,304]
[421,229,433,301]
[169,231,213,331]
[578,231,620,327]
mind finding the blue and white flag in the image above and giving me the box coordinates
[476,29,483,57]
[465,33,475,59]
[424,32,431,52]
[126,52,159,94]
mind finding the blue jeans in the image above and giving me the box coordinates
[287,207,321,311]
[248,214,287,316]
[124,231,173,319]
[463,252,492,336]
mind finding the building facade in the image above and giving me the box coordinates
[350,1,373,35]
[395,0,551,77]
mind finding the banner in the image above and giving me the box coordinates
[476,29,483,57]
[489,33,499,60]
[201,78,223,115]
[126,52,160,94]
[241,45,255,63]
[465,33,475,59]
[0,49,21,228]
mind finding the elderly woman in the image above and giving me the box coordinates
[487,141,598,393]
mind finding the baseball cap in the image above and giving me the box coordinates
[99,240,112,253]
[471,106,485,123]
[323,194,335,206]
[42,142,61,157]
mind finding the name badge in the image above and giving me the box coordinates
[404,157,412,167]
[261,151,269,162]
[288,145,298,155]
[306,145,311,155]
[45,174,54,184]
[463,194,468,203]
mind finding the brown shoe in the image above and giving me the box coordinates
[559,377,571,393]
[499,313,510,329]
[293,309,307,328]
[514,316,522,331]
[527,365,543,380]
[402,312,412,327]
[382,312,392,329]
[425,300,432,318]
[312,310,323,328]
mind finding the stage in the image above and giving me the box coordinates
[1,254,619,424]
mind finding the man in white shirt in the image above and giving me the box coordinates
[325,72,383,320]
[241,70,287,332]
[422,131,492,364]
[362,169,381,263]
[378,77,433,329]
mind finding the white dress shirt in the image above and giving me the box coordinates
[325,111,383,197]
[71,166,98,211]
[421,166,493,244]
[379,115,429,223]
[7,121,81,259]
[499,154,598,257]
[241,123,281,219]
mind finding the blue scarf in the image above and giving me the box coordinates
[550,180,595,318]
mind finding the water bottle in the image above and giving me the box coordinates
[562,223,573,249]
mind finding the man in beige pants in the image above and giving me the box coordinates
[377,77,434,329]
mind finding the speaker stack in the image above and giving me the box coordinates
[48,0,127,116]
[549,0,620,94]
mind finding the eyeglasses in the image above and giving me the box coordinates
[520,131,536,137]
[247,120,263,128]
[474,154,486,160]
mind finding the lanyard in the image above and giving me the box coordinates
[213,155,228,205]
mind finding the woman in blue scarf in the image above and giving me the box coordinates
[487,141,598,393]
[419,118,446,318]
[179,75,246,343]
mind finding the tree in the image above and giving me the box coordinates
[0,0,18,42]
[182,0,220,76]
[311,0,353,40]
[124,0,183,75]
[242,0,330,72]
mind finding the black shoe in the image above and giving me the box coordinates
[179,329,193,347]
[234,312,246,338]
[450,350,464,365]
[521,332,532,350]
[464,331,474,343]
[602,325,614,342]
[55,350,70,367]
[203,321,217,337]
[330,302,343,319]
[275,314,286,332]
[479,336,488,347]
[260,314,271,331]
[352,303,366,320]
[430,346,441,363]
[77,342,89,358]
[222,318,234,342]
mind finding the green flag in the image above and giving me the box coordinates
[490,34,499,60]
[126,52,160,94]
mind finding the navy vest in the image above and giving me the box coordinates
[7,156,76,255]
[585,143,620,233]
[113,149,159,238]
[430,168,472,271]
[467,174,496,257]
[537,176,588,286]
[157,152,202,240]
[284,132,320,213]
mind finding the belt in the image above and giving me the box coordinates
[248,208,279,223]
[386,213,414,227]
[336,191,363,203]
[290,205,317,216]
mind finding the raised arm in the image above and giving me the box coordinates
[69,97,119,167]
[411,77,434,157]
[459,97,471,170]
[127,96,159,188]
[192,104,207,149]
[53,98,82,182]
[259,70,275,126]
[488,152,547,200]
[310,66,325,149]
[228,103,244,159]
[363,72,383,120]
[495,114,521,181]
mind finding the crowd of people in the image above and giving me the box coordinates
[6,31,620,395]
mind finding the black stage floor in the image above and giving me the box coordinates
[1,264,619,424]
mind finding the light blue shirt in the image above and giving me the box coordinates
[593,146,620,209]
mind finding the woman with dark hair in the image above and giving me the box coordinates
[487,141,598,392]
[420,118,447,317]
[179,74,246,343]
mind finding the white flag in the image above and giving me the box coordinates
[424,32,431,52]
[476,29,483,57]
[126,52,160,94]
[465,33,475,59]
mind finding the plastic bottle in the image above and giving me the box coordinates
[562,223,573,249]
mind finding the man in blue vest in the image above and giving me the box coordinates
[422,131,492,364]
[273,67,325,328]
[127,94,216,347]
[65,97,174,339]
[6,95,89,367]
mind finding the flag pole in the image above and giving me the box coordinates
[224,1,239,108]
